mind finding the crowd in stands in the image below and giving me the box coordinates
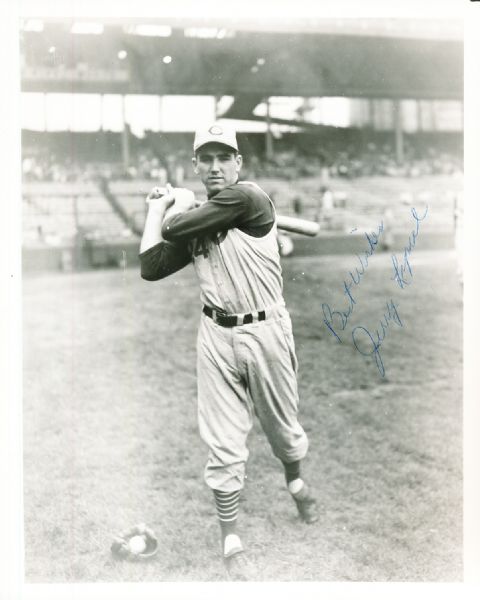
[247,141,462,180]
[326,141,463,178]
[23,154,84,183]
[22,135,463,184]
[22,150,189,185]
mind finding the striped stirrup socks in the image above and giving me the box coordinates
[213,489,240,523]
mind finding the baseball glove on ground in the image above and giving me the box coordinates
[110,522,158,561]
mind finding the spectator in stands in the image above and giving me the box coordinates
[292,196,303,216]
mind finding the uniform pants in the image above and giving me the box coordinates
[196,305,308,492]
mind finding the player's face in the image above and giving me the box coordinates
[193,143,242,196]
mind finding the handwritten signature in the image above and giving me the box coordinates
[321,206,428,377]
[322,221,384,342]
[391,206,429,289]
[352,299,403,377]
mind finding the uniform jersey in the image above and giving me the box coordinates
[140,181,284,314]
[140,179,308,492]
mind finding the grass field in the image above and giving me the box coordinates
[22,244,463,582]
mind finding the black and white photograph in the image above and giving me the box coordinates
[2,0,480,597]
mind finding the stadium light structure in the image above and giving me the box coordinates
[251,58,265,74]
[162,56,172,64]
[124,24,172,37]
[71,22,104,35]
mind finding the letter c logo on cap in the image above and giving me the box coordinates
[208,125,223,135]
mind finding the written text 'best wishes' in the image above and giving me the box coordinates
[321,205,429,377]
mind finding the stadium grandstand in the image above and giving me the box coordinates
[20,17,463,271]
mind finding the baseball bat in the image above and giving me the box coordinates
[276,215,320,237]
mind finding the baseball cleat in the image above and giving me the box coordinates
[224,550,254,581]
[291,484,319,524]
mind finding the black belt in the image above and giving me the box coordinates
[203,305,266,328]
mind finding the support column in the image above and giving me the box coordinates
[100,93,104,131]
[368,99,375,129]
[416,99,422,132]
[265,97,274,161]
[121,95,130,171]
[99,94,110,162]
[158,95,163,131]
[431,100,437,132]
[394,99,404,165]
[43,93,48,131]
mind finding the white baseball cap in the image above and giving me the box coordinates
[193,123,238,153]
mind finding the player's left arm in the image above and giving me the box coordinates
[162,189,250,243]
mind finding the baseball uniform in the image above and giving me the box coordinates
[140,180,309,492]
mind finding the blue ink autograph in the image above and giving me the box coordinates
[352,299,403,377]
[321,205,429,378]
[322,221,384,342]
[391,206,429,289]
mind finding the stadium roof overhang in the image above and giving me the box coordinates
[21,24,463,104]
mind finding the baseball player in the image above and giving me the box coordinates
[139,123,318,580]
